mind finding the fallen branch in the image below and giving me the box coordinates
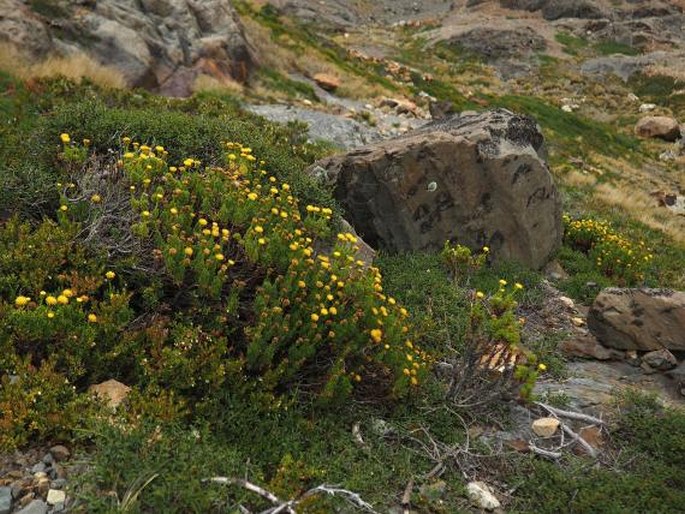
[560,423,597,458]
[528,443,562,460]
[535,402,605,426]
[401,479,414,514]
[206,478,379,514]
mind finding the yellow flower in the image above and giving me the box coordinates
[515,282,524,290]
[199,218,208,227]
[59,205,68,212]
[215,253,225,261]
[476,291,485,299]
[498,279,507,286]
[170,207,178,215]
[482,246,490,252]
[297,281,306,288]
[538,363,547,372]
[60,133,70,144]
[46,296,58,306]
[184,247,193,256]
[47,312,55,319]
[88,313,98,323]
[403,368,411,376]
[320,308,329,316]
[329,306,337,315]
[14,296,30,307]
[258,238,266,245]
[62,289,74,298]
[91,194,102,203]
[247,192,258,201]
[370,328,382,343]
[183,158,194,167]
[254,225,264,233]
[141,210,151,218]
[311,313,320,322]
[410,377,419,386]
[105,271,116,280]
[57,295,69,305]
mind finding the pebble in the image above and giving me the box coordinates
[0,486,12,514]
[46,489,66,506]
[467,481,501,511]
[30,463,45,475]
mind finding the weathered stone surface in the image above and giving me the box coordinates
[445,27,546,60]
[46,489,65,506]
[500,0,606,19]
[532,417,560,437]
[0,486,12,514]
[466,481,501,511]
[635,116,681,142]
[588,288,685,351]
[309,109,563,269]
[642,349,677,371]
[16,500,47,514]
[88,379,131,409]
[48,445,70,463]
[0,0,255,96]
[666,362,685,396]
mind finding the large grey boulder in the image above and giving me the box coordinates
[309,109,563,269]
[588,288,685,351]
[0,0,255,96]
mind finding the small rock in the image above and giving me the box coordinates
[558,296,575,309]
[635,116,681,142]
[46,489,65,506]
[640,361,657,374]
[627,93,639,102]
[88,379,131,409]
[466,481,501,511]
[30,463,46,474]
[642,349,677,371]
[16,499,48,514]
[18,493,34,509]
[532,417,561,437]
[571,316,585,327]
[638,103,656,112]
[560,335,623,360]
[49,479,67,491]
[52,464,67,480]
[0,486,12,514]
[49,445,70,463]
[312,72,341,91]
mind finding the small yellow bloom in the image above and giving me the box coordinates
[311,313,320,322]
[498,279,507,286]
[59,205,68,212]
[14,296,30,307]
[47,312,55,319]
[170,207,178,215]
[258,238,266,245]
[370,328,383,343]
[199,218,208,227]
[184,247,193,256]
[254,226,264,233]
[410,377,418,386]
[105,271,116,280]
[46,296,58,306]
[62,289,74,298]
[214,253,224,261]
[515,282,524,290]
[476,291,485,299]
[320,308,329,316]
[91,194,102,203]
[88,313,98,323]
[297,280,306,288]
[247,192,258,201]
[141,210,151,218]
[538,363,547,372]
[60,133,70,144]
[482,246,490,253]
[329,306,337,315]
[57,295,69,305]
[183,158,194,167]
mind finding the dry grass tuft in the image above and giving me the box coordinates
[0,43,124,89]
[192,74,244,95]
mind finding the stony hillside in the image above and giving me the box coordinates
[0,1,685,513]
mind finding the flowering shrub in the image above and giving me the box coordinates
[563,215,653,286]
[1,133,428,449]
[440,240,488,286]
[446,279,542,405]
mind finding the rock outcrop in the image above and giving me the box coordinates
[309,109,563,269]
[588,288,685,351]
[0,0,256,96]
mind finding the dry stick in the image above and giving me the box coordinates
[206,478,287,509]
[560,423,598,458]
[535,402,605,426]
[527,443,562,459]
[303,485,380,513]
[401,479,414,514]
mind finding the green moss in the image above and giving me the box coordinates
[555,32,589,55]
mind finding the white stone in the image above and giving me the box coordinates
[46,489,65,506]
[532,417,561,437]
[467,481,501,511]
[558,296,575,309]
[639,103,657,113]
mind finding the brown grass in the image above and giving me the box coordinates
[192,74,244,95]
[0,43,125,89]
